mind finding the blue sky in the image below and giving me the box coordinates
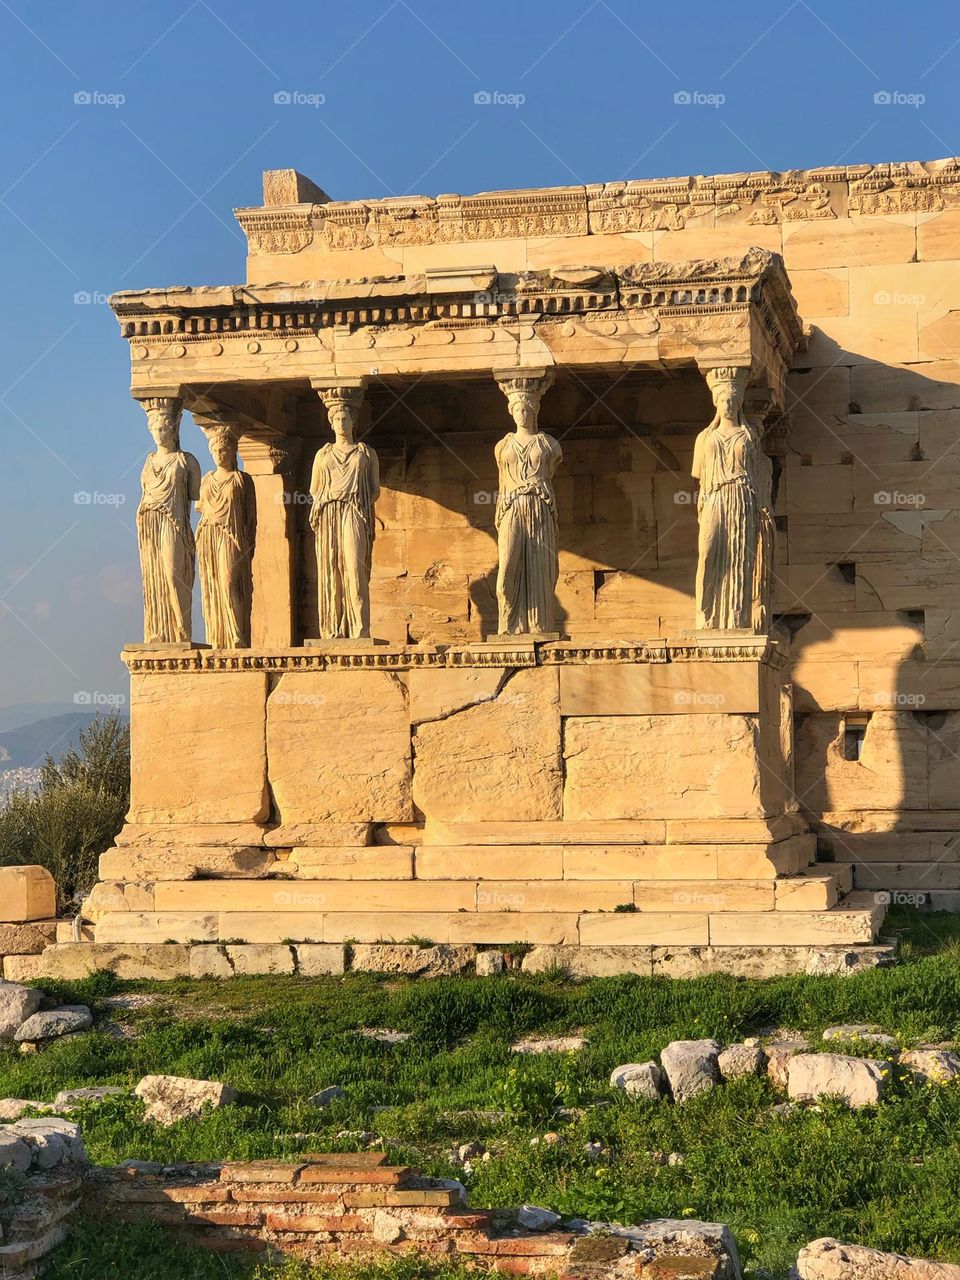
[0,0,957,720]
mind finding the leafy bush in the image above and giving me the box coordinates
[0,714,129,908]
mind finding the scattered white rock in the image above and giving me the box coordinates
[309,1085,347,1107]
[14,1006,93,1043]
[584,1140,604,1161]
[796,1236,960,1278]
[610,1061,662,1099]
[358,1028,412,1044]
[0,984,42,1040]
[718,1044,766,1081]
[476,950,505,976]
[518,1204,562,1231]
[456,1140,485,1163]
[336,1129,379,1146]
[666,1152,685,1167]
[660,1039,721,1102]
[134,1075,239,1126]
[53,1086,127,1109]
[787,1054,890,1108]
[511,1035,586,1054]
[899,1049,960,1085]
[822,1024,898,1049]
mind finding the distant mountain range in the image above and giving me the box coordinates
[0,710,128,772]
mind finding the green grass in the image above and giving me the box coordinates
[6,906,960,1280]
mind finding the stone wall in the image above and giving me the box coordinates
[83,1154,742,1278]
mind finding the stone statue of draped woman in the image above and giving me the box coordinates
[693,367,774,632]
[494,371,561,635]
[196,427,256,648]
[310,388,380,639]
[136,398,200,644]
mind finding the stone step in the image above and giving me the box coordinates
[773,865,852,911]
[847,861,960,891]
[422,815,806,846]
[706,892,885,946]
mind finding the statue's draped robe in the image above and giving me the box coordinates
[753,449,775,633]
[197,470,255,648]
[693,420,771,631]
[311,443,379,639]
[495,431,562,634]
[137,451,195,644]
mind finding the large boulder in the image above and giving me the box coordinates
[6,1117,87,1167]
[134,1074,238,1126]
[660,1039,721,1102]
[899,1050,960,1085]
[14,1005,92,1043]
[610,1062,662,1099]
[766,1041,811,1090]
[795,1236,960,1278]
[787,1054,890,1108]
[0,983,42,1039]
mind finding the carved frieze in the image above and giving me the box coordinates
[239,210,314,256]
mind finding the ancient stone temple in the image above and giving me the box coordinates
[37,157,960,979]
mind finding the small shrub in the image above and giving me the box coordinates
[0,714,129,908]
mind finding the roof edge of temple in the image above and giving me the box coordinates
[254,154,960,210]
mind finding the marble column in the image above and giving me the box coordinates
[235,432,302,649]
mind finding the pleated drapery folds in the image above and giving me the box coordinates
[137,451,196,644]
[495,431,563,635]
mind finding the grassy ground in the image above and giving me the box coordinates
[5,906,960,1280]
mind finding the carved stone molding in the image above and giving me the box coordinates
[234,160,960,257]
[120,636,786,675]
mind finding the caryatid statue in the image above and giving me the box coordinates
[692,366,775,632]
[196,426,256,648]
[493,370,561,636]
[310,384,380,639]
[136,397,200,644]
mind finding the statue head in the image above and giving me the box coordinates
[498,370,555,435]
[506,389,540,434]
[142,397,183,451]
[704,367,749,427]
[318,385,362,446]
[208,425,239,471]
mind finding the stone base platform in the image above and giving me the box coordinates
[5,918,894,984]
[26,635,887,979]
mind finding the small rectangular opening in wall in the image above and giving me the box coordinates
[843,712,871,761]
